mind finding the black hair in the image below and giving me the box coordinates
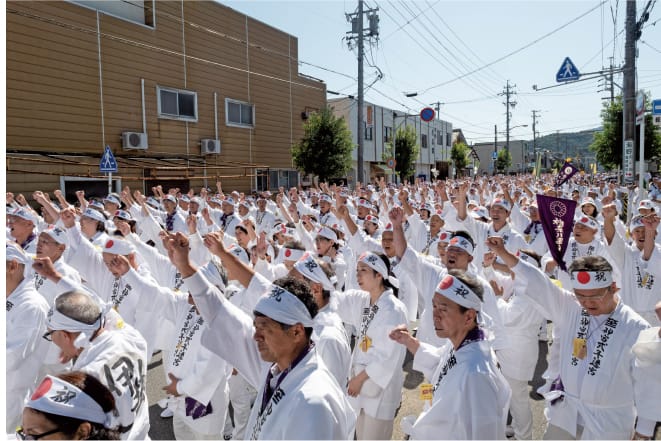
[369,252,399,298]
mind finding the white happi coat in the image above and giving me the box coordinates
[407,339,511,440]
[335,288,408,420]
[6,278,50,430]
[513,259,657,439]
[607,230,661,325]
[455,215,528,268]
[73,322,150,440]
[183,271,356,439]
[149,288,232,435]
[312,303,352,387]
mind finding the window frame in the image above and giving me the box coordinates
[156,86,198,122]
[68,0,156,29]
[225,98,255,128]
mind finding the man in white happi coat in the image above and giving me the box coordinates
[43,287,150,439]
[488,237,659,440]
[165,232,356,440]
[389,270,511,439]
[6,242,50,431]
[603,208,661,325]
[254,196,276,235]
[8,207,40,254]
[453,182,527,269]
[60,207,162,355]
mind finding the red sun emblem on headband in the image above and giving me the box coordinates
[449,237,459,245]
[105,240,114,248]
[31,377,53,400]
[580,217,588,223]
[386,223,392,229]
[576,272,591,284]
[439,275,454,290]
[440,233,448,240]
[285,249,292,258]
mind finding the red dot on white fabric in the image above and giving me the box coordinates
[285,249,292,258]
[105,240,114,248]
[581,217,588,223]
[439,275,454,290]
[577,272,591,284]
[31,377,52,400]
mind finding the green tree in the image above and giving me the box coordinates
[385,125,419,183]
[291,107,354,182]
[451,142,470,177]
[495,148,512,174]
[590,94,661,170]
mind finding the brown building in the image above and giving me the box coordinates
[6,0,325,199]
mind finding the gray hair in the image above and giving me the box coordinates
[55,291,101,325]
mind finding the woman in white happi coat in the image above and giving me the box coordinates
[489,237,659,440]
[334,251,408,440]
[290,252,352,387]
[168,232,356,439]
[389,271,511,440]
[6,243,51,431]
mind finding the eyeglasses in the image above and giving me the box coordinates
[16,427,62,440]
[42,330,55,342]
[574,288,611,302]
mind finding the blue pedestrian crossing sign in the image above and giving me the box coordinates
[556,57,580,82]
[100,145,118,173]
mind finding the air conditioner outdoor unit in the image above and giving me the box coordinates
[201,139,221,155]
[122,132,148,150]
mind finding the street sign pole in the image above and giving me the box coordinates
[108,172,113,195]
[636,91,646,197]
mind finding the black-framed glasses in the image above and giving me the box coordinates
[42,330,55,342]
[16,427,62,440]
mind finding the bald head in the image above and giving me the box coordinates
[55,291,101,325]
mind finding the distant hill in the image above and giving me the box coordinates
[525,128,602,160]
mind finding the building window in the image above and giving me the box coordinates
[70,0,155,28]
[364,123,373,140]
[421,134,428,148]
[157,86,197,122]
[257,169,299,191]
[446,132,452,146]
[431,129,436,145]
[384,126,393,143]
[226,99,254,127]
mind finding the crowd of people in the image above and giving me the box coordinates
[6,172,661,440]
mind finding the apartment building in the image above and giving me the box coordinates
[329,97,453,183]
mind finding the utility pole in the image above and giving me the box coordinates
[346,2,379,185]
[499,80,517,152]
[493,124,498,176]
[532,109,541,165]
[430,101,443,119]
[623,0,636,184]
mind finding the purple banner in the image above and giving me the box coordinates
[536,194,576,272]
[555,162,579,188]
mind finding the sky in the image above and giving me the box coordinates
[222,0,661,146]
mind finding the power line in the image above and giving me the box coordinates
[420,1,608,94]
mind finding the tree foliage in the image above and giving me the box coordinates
[291,107,354,182]
[451,142,470,177]
[385,125,419,183]
[590,94,661,170]
[495,148,512,174]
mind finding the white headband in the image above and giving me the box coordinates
[629,215,645,231]
[435,274,482,311]
[294,252,336,291]
[282,247,305,262]
[575,216,599,231]
[316,226,337,242]
[356,198,372,209]
[358,251,399,289]
[254,284,314,327]
[570,270,613,289]
[319,194,333,203]
[82,208,106,223]
[227,244,250,265]
[437,231,451,244]
[447,236,474,254]
[102,238,135,256]
[42,226,68,245]
[48,302,103,334]
[27,376,113,427]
